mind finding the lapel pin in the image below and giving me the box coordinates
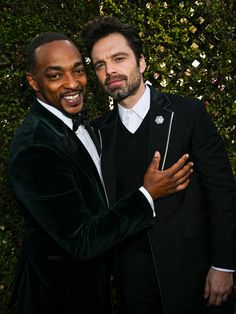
[155,115,164,124]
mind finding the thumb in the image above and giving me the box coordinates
[204,280,210,299]
[148,151,161,171]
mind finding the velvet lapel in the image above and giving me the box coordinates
[30,101,102,186]
[98,108,118,205]
[147,86,174,171]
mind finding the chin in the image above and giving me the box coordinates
[72,106,83,115]
[66,103,83,113]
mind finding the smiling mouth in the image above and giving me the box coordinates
[63,91,82,104]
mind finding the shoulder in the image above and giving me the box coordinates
[166,93,202,107]
[91,108,117,130]
[150,85,205,113]
[9,108,67,160]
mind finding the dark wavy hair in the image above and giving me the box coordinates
[81,16,143,63]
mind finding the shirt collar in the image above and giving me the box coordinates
[37,98,73,129]
[118,84,150,123]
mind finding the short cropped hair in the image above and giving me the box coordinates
[81,16,143,63]
[26,31,73,72]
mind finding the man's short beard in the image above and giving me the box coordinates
[104,76,141,102]
[108,87,130,102]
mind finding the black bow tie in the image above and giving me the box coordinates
[71,109,88,132]
[71,109,101,155]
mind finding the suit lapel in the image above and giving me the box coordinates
[147,86,174,171]
[98,109,118,204]
[31,101,102,185]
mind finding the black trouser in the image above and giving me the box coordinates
[115,232,164,314]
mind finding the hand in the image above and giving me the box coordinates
[143,151,193,200]
[204,268,233,306]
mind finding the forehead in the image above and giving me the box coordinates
[35,40,81,66]
[92,33,133,60]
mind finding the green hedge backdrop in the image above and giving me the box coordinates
[0,1,235,313]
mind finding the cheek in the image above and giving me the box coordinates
[39,86,61,102]
[44,83,61,95]
[82,76,88,86]
[95,70,105,82]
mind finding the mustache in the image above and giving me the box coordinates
[104,74,127,86]
[62,88,83,95]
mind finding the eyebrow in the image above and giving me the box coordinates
[112,52,129,57]
[45,61,84,73]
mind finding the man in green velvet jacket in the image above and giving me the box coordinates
[7,32,193,314]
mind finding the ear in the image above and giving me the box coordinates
[139,54,146,74]
[26,72,40,92]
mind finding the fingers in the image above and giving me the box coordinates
[204,269,233,307]
[167,154,190,175]
[175,179,190,192]
[222,289,232,302]
[207,291,231,306]
[207,291,222,306]
[148,152,191,176]
[164,158,193,193]
[144,152,193,200]
[147,151,161,172]
[204,281,210,300]
[207,287,232,306]
[175,162,193,185]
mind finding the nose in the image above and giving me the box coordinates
[63,73,79,90]
[105,62,117,76]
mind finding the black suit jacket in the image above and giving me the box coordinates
[93,86,236,313]
[7,101,154,314]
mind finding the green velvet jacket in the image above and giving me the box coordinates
[7,101,154,314]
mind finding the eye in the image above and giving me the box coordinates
[74,67,85,75]
[94,63,105,71]
[47,73,62,81]
[114,56,125,63]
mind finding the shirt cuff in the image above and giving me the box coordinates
[139,187,156,217]
[211,266,235,272]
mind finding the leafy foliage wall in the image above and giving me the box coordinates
[0,0,235,313]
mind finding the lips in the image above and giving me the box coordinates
[105,75,127,88]
[62,91,82,105]
[107,80,123,88]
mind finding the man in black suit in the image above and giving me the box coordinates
[82,16,236,314]
[7,32,193,314]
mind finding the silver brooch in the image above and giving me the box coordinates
[155,115,164,124]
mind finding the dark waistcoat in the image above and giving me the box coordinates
[115,113,164,312]
[116,115,150,199]
[116,114,150,251]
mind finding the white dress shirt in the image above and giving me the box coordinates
[37,99,103,180]
[118,84,151,134]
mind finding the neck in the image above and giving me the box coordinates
[119,82,146,109]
